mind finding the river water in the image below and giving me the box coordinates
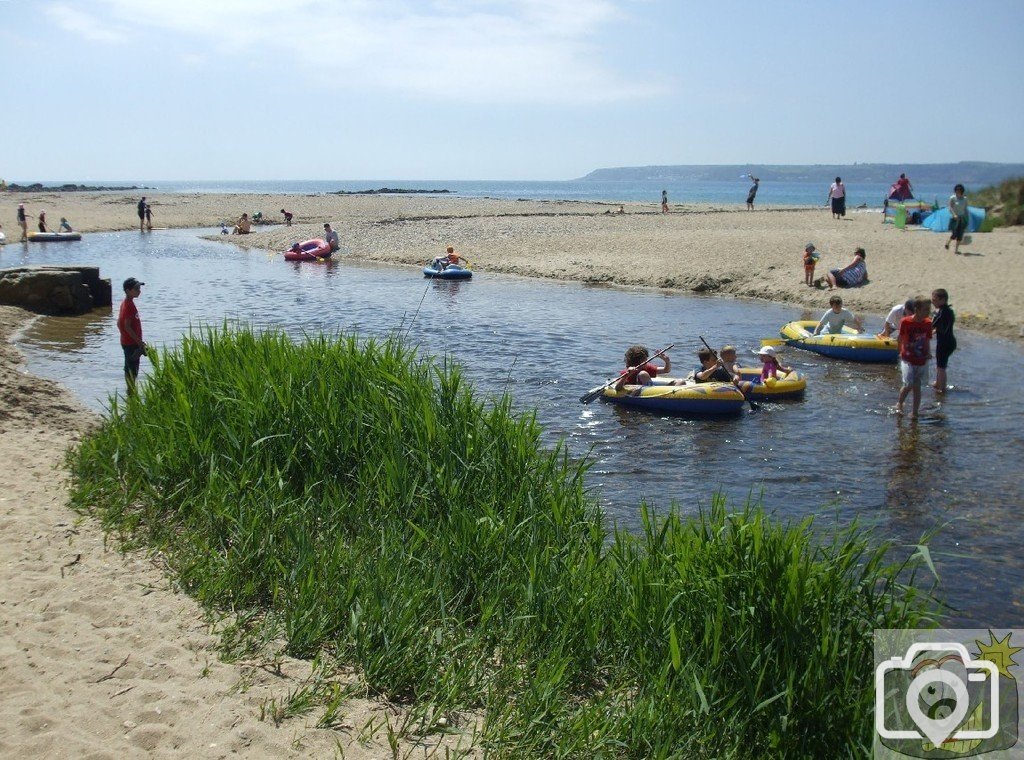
[6,229,1023,627]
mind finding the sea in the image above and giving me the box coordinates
[97,179,956,209]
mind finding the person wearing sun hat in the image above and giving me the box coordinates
[803,243,819,287]
[753,345,791,381]
[118,277,147,397]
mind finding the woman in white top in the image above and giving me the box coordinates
[945,183,969,255]
[827,176,846,220]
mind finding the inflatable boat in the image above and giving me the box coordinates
[779,320,897,363]
[732,368,807,400]
[423,260,472,280]
[284,238,332,261]
[601,381,745,416]
[28,232,82,242]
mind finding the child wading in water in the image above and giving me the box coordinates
[802,243,818,287]
[896,296,933,418]
[931,288,956,393]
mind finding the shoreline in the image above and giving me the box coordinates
[4,191,1022,342]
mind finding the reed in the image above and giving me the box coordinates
[68,326,938,757]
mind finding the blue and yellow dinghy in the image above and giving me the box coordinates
[780,320,897,363]
[732,368,807,400]
[601,381,745,416]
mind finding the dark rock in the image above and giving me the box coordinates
[329,187,451,195]
[0,266,112,314]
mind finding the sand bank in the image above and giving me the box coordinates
[0,306,476,757]
[5,190,1023,342]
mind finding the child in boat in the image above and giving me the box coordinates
[802,243,818,287]
[614,345,671,390]
[897,296,933,418]
[58,217,74,233]
[446,246,468,267]
[812,295,863,335]
[693,348,732,383]
[931,288,956,393]
[753,346,792,380]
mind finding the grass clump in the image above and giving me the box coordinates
[69,326,938,757]
[971,176,1024,230]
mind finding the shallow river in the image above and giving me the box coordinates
[5,229,1023,627]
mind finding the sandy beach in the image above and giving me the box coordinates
[2,192,1022,755]
[5,191,1022,341]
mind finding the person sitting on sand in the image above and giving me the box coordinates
[323,223,339,252]
[58,217,73,233]
[813,295,863,335]
[614,345,671,391]
[822,247,867,289]
[232,213,251,234]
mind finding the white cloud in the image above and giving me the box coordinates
[45,3,127,43]
[92,0,667,104]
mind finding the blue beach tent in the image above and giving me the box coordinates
[920,206,986,233]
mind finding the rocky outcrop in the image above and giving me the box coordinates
[0,266,112,315]
[5,183,150,192]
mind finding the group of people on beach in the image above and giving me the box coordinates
[802,243,868,290]
[10,203,74,240]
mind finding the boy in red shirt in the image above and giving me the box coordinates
[117,277,147,396]
[896,296,932,418]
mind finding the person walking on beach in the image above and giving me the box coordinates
[827,177,846,219]
[746,176,760,210]
[945,184,969,255]
[16,203,28,241]
[323,222,339,252]
[37,210,47,233]
[661,190,669,214]
[144,203,154,231]
[137,197,147,231]
[117,277,147,398]
[281,208,294,226]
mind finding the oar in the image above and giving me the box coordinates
[580,344,675,404]
[699,336,759,412]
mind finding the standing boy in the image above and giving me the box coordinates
[137,197,147,231]
[118,277,147,397]
[746,176,760,210]
[896,296,933,418]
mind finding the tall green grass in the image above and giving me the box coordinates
[971,176,1024,230]
[68,326,938,757]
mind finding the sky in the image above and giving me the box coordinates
[1,0,1023,181]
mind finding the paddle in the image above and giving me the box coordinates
[580,344,675,404]
[699,336,759,411]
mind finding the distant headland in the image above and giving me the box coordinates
[329,187,451,195]
[3,182,153,193]
[577,162,1024,185]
